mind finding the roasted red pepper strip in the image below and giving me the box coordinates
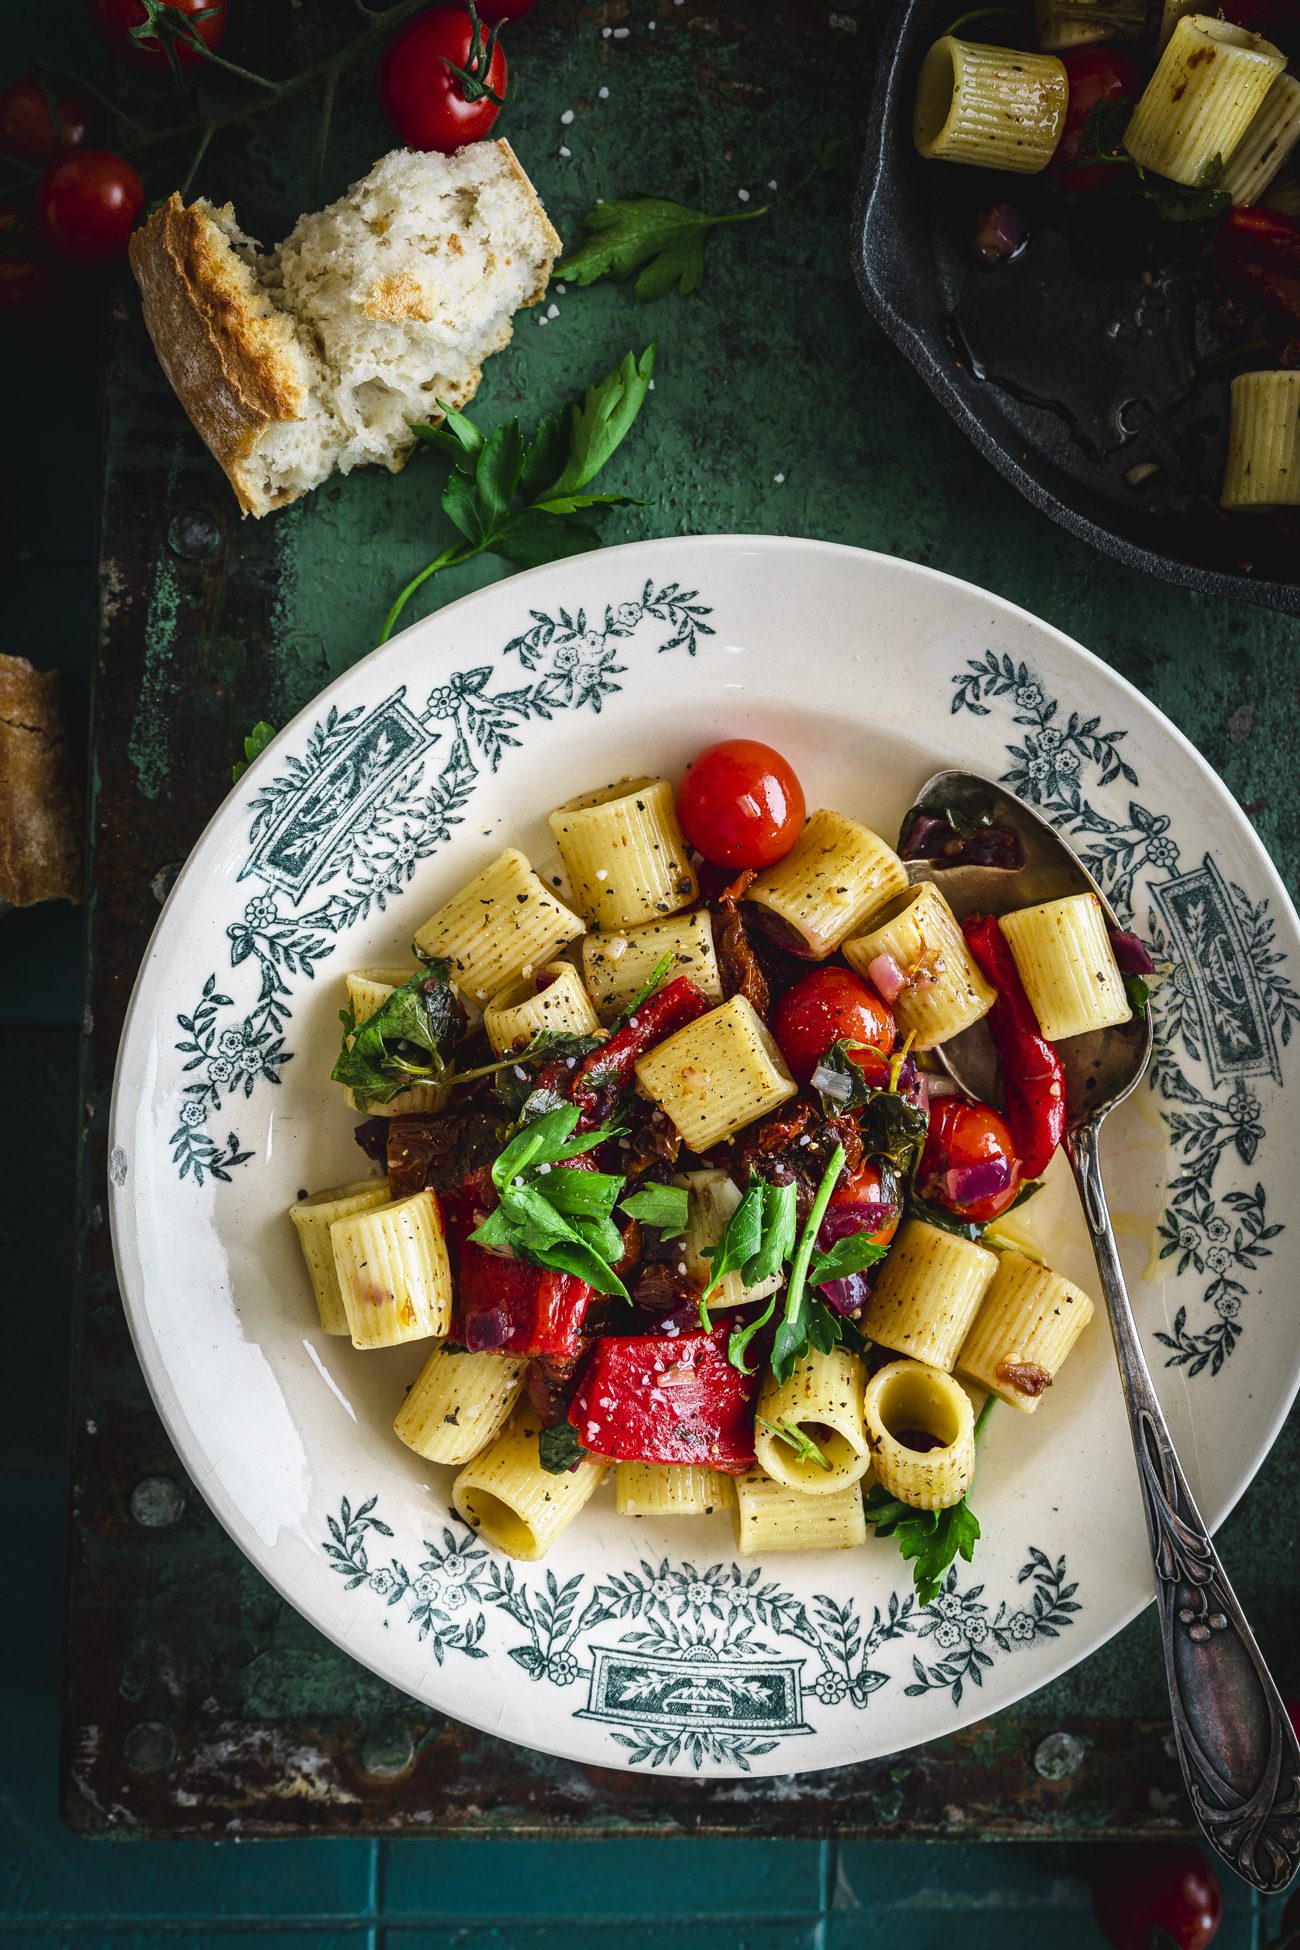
[1214,207,1300,327]
[455,1240,594,1361]
[567,1325,757,1472]
[564,975,711,1126]
[961,913,1066,1180]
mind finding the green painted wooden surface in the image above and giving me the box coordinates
[63,0,1300,1838]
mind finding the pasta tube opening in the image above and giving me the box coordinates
[863,1359,977,1511]
[744,809,908,960]
[451,1412,607,1560]
[1124,16,1285,187]
[754,1347,871,1496]
[483,961,601,1056]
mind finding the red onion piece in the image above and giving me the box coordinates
[1110,929,1155,976]
[944,1156,1014,1206]
[464,1307,511,1351]
[867,951,907,1003]
[974,201,1025,265]
[815,1201,898,1318]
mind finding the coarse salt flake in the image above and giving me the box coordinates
[546,302,560,319]
[560,108,575,124]
[598,85,610,98]
[737,188,750,202]
[595,868,608,880]
[558,145,571,158]
[774,472,786,484]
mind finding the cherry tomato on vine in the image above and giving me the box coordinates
[1091,1846,1222,1950]
[86,0,228,70]
[0,210,56,317]
[771,967,894,1085]
[1045,47,1145,193]
[917,1097,1022,1224]
[0,74,97,165]
[36,150,144,268]
[376,4,508,154]
[676,739,805,870]
[476,0,538,17]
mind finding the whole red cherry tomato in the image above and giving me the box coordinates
[676,739,805,870]
[476,0,537,17]
[917,1096,1022,1223]
[1046,46,1145,193]
[0,209,57,317]
[0,74,97,165]
[1091,1846,1222,1950]
[376,3,508,153]
[827,1159,901,1249]
[36,150,144,268]
[772,967,895,1085]
[86,0,228,69]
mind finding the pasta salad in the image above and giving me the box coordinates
[290,742,1142,1604]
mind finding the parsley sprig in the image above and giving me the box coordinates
[381,349,654,643]
[757,1416,833,1473]
[556,196,771,301]
[863,1396,996,1606]
[232,719,276,784]
[704,1177,797,1344]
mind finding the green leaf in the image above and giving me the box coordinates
[701,1180,765,1302]
[442,462,485,544]
[476,1106,631,1300]
[757,1416,834,1472]
[811,1039,874,1112]
[429,400,486,458]
[536,1165,625,1219]
[771,1146,848,1384]
[909,1196,984,1243]
[1125,972,1151,1018]
[743,1179,798,1288]
[519,410,567,500]
[555,198,767,302]
[490,1104,581,1192]
[232,719,276,783]
[490,509,605,570]
[538,1419,587,1474]
[532,491,641,517]
[808,1233,888,1287]
[620,1182,690,1232]
[547,346,656,496]
[727,1294,778,1374]
[329,963,465,1111]
[474,418,526,528]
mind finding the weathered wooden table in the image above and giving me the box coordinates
[64,0,1300,1837]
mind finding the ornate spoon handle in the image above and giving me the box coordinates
[1069,1119,1300,1892]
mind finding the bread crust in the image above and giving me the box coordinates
[129,194,307,517]
[493,139,563,303]
[0,656,82,907]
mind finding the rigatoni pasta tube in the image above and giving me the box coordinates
[483,961,601,1056]
[733,1469,868,1555]
[1220,369,1300,508]
[330,1189,452,1350]
[959,1249,1095,1412]
[676,1168,783,1311]
[1124,17,1285,187]
[413,848,584,1006]
[549,777,696,929]
[863,1360,977,1512]
[289,1178,391,1335]
[615,1462,733,1517]
[843,883,995,1049]
[914,37,1068,173]
[634,994,797,1151]
[341,967,450,1117]
[582,910,722,1021]
[754,1348,870,1496]
[1219,74,1300,204]
[863,1219,997,1371]
[394,1346,526,1463]
[452,1411,607,1560]
[744,809,908,960]
[999,891,1131,1041]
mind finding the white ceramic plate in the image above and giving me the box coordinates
[110,536,1300,1779]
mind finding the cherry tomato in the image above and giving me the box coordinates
[827,1159,901,1249]
[0,74,97,165]
[86,0,228,69]
[1091,1846,1222,1950]
[0,210,57,317]
[1045,47,1145,193]
[771,967,895,1086]
[476,0,537,17]
[36,150,144,268]
[918,1096,1022,1224]
[676,739,805,870]
[376,4,508,153]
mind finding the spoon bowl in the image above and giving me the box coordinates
[898,767,1152,1128]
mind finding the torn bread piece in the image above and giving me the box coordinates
[129,141,561,517]
[0,656,82,908]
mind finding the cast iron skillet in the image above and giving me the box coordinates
[852,1,1300,619]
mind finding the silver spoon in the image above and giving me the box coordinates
[898,768,1300,1893]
